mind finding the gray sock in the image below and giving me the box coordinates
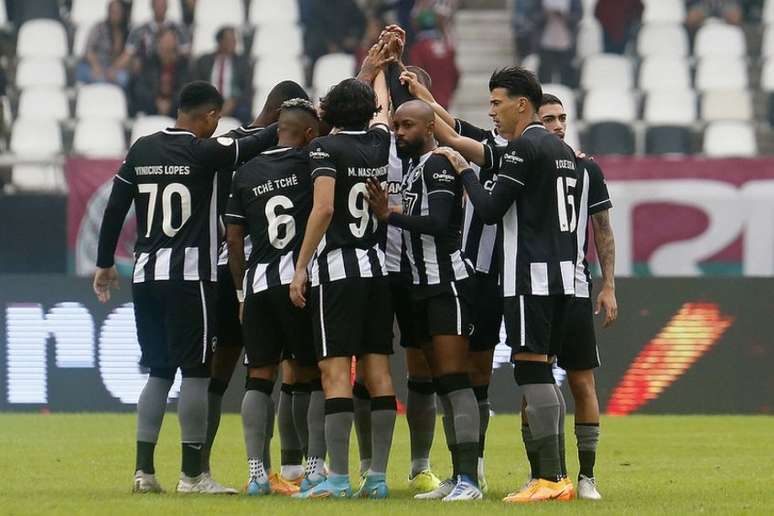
[178,377,209,444]
[369,396,397,475]
[477,397,490,459]
[406,379,436,476]
[202,390,223,473]
[325,398,354,476]
[521,424,540,479]
[576,423,600,478]
[264,398,275,472]
[307,386,326,460]
[278,385,303,466]
[352,383,372,471]
[241,389,271,459]
[522,383,561,481]
[292,385,310,454]
[136,376,173,443]
[554,384,567,478]
[438,393,457,477]
[447,387,481,481]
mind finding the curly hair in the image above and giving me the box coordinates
[319,78,380,130]
[280,98,319,120]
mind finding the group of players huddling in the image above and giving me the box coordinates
[94,24,617,503]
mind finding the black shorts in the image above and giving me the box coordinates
[503,294,570,357]
[132,280,216,369]
[469,272,503,352]
[216,264,243,349]
[390,275,416,348]
[411,279,475,344]
[557,297,600,371]
[242,285,316,368]
[311,277,393,360]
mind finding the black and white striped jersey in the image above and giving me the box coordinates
[96,126,278,283]
[384,132,411,276]
[225,146,312,295]
[574,158,612,298]
[392,152,472,285]
[461,123,580,297]
[308,124,391,286]
[455,119,508,275]
[216,125,264,267]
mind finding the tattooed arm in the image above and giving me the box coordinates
[591,209,618,327]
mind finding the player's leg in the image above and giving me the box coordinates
[503,295,571,503]
[131,282,170,493]
[275,359,305,491]
[352,362,372,477]
[203,265,243,476]
[559,297,602,500]
[291,375,311,459]
[405,347,440,490]
[172,281,237,495]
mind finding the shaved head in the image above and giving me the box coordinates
[393,100,436,159]
[395,99,435,123]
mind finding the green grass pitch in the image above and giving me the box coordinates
[1,413,772,515]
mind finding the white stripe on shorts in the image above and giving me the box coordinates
[199,281,207,363]
[450,281,462,335]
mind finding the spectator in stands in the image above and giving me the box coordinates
[686,1,743,33]
[131,28,189,116]
[594,0,643,54]
[303,0,366,64]
[117,0,190,72]
[194,26,251,124]
[182,0,196,26]
[408,6,459,108]
[5,0,60,24]
[513,0,541,59]
[537,0,582,88]
[76,0,131,89]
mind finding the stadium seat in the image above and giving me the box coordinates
[192,24,244,57]
[694,23,746,59]
[75,84,128,121]
[252,24,303,58]
[313,53,356,95]
[130,115,175,144]
[637,23,689,57]
[193,0,245,30]
[253,57,305,90]
[131,0,182,26]
[760,59,774,91]
[11,118,63,158]
[11,164,65,192]
[643,90,697,126]
[701,90,753,122]
[70,0,111,27]
[215,116,242,136]
[18,88,70,122]
[585,122,636,155]
[639,57,691,93]
[576,18,603,60]
[72,119,126,157]
[763,27,774,58]
[17,20,68,59]
[0,0,7,27]
[766,0,774,24]
[581,54,633,91]
[645,126,693,155]
[703,121,757,157]
[642,0,686,24]
[583,89,637,123]
[15,58,67,89]
[695,58,748,92]
[542,83,577,121]
[73,22,95,57]
[249,0,300,26]
[580,0,597,20]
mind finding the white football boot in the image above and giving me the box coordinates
[176,472,238,494]
[132,470,163,493]
[577,475,602,500]
[442,475,484,502]
[414,477,455,499]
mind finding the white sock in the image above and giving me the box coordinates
[477,457,485,477]
[410,458,431,477]
[281,464,304,480]
[305,456,325,478]
[248,458,268,483]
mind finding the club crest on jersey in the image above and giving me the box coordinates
[217,137,234,147]
[309,148,330,160]
[503,151,523,165]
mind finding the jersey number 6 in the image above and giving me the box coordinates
[265,195,296,249]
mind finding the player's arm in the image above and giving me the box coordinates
[433,115,488,167]
[371,70,391,128]
[94,161,135,303]
[224,179,247,302]
[197,123,279,171]
[289,176,335,308]
[587,161,617,327]
[399,70,456,130]
[434,141,526,224]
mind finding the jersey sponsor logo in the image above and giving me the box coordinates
[217,137,234,147]
[432,170,455,183]
[502,151,523,165]
[484,176,497,191]
[309,148,330,160]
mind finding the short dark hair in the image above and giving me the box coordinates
[406,65,432,90]
[320,78,379,129]
[489,66,543,111]
[178,80,224,113]
[280,98,319,120]
[215,26,234,44]
[262,81,310,113]
[540,93,563,107]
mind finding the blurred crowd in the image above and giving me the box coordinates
[513,0,764,88]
